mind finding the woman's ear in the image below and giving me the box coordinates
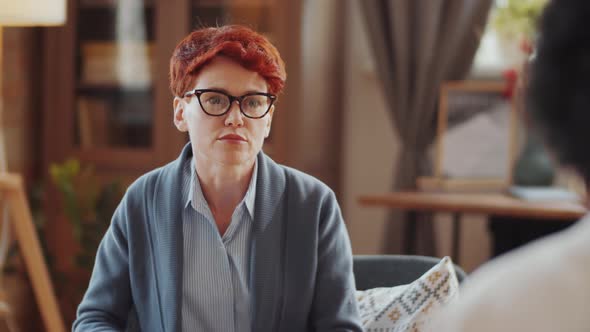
[173,97,188,132]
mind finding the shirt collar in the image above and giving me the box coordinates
[185,157,258,219]
[182,157,193,209]
[243,158,258,218]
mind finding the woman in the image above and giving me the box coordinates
[73,25,362,332]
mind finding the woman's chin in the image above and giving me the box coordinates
[215,151,254,166]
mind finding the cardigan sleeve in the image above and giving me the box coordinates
[72,194,133,332]
[310,190,363,332]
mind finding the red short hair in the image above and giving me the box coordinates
[169,25,287,97]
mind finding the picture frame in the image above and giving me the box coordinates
[419,81,518,191]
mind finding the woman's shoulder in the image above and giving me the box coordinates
[273,161,332,193]
[125,142,191,197]
[124,159,183,201]
[275,164,338,207]
[127,166,165,192]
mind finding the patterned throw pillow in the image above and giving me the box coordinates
[355,256,460,332]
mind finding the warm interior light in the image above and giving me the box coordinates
[0,0,66,26]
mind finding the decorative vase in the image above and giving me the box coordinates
[512,131,555,186]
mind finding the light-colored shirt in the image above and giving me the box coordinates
[433,215,590,332]
[181,157,257,332]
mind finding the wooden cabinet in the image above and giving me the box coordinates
[42,0,301,323]
[44,0,179,179]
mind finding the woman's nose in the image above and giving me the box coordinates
[224,101,244,127]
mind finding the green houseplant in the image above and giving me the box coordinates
[491,0,549,69]
[493,0,549,41]
[50,159,123,270]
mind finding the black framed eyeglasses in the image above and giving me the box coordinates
[183,88,277,119]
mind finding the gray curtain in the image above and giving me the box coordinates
[360,0,493,254]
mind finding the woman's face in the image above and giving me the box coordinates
[173,56,274,167]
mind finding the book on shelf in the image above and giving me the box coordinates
[77,97,110,148]
[80,0,155,8]
[195,0,273,7]
[508,186,581,202]
[80,41,155,87]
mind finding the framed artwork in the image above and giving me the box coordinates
[421,81,518,191]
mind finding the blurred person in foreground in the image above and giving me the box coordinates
[73,25,361,332]
[434,0,590,331]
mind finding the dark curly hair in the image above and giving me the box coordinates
[527,0,590,181]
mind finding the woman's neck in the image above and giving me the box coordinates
[194,156,255,216]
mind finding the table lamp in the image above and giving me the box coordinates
[0,2,67,332]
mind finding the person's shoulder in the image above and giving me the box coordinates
[436,216,590,332]
[277,162,335,198]
[125,143,191,197]
[124,159,180,200]
[469,217,590,296]
[470,216,590,283]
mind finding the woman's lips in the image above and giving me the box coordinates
[219,133,247,142]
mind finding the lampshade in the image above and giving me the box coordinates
[0,0,66,26]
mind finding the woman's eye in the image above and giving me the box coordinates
[206,97,223,105]
[246,99,262,107]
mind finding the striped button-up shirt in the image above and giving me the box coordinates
[181,157,257,332]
